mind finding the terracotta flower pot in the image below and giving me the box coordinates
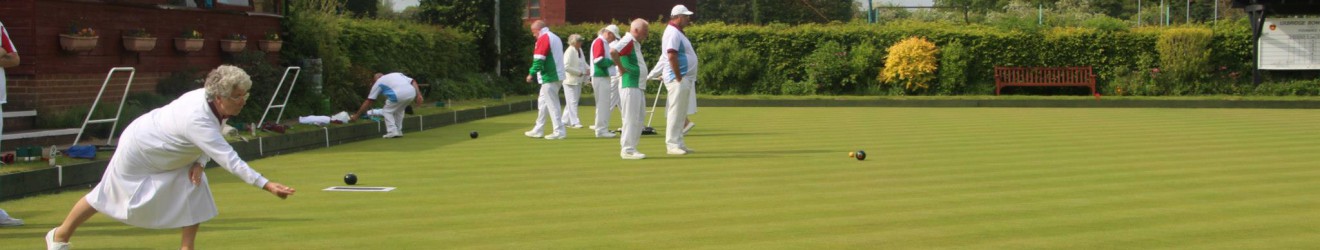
[220,39,247,53]
[259,40,282,52]
[59,34,98,52]
[175,38,204,52]
[122,37,157,52]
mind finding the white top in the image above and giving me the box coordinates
[659,23,698,83]
[0,21,16,104]
[563,46,588,85]
[368,73,417,102]
[85,88,269,229]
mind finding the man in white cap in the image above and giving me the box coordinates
[614,19,650,160]
[524,20,568,140]
[589,24,621,138]
[660,4,699,155]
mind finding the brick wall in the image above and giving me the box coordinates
[0,0,281,111]
[7,73,164,111]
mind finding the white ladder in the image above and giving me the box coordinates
[72,67,136,146]
[256,66,302,133]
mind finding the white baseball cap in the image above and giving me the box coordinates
[671,5,694,17]
[604,24,620,38]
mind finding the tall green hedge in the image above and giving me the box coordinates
[284,2,488,114]
[549,20,1275,96]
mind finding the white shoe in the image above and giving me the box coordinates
[621,151,646,160]
[524,131,543,138]
[596,131,618,138]
[543,133,566,140]
[0,217,22,227]
[589,125,598,130]
[667,147,689,155]
[382,133,401,138]
[567,124,583,129]
[683,122,696,135]
[47,227,70,250]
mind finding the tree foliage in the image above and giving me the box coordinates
[698,0,856,24]
[342,0,379,18]
[418,0,533,86]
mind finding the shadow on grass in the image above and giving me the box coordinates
[647,149,834,160]
[295,122,529,153]
[687,132,781,137]
[0,216,309,240]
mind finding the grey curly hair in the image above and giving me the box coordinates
[567,34,583,46]
[203,65,253,100]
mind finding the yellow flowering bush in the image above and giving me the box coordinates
[879,36,938,91]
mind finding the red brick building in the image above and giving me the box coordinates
[0,0,283,150]
[525,0,698,25]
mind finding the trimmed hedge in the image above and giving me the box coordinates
[549,19,1289,96]
[284,5,494,114]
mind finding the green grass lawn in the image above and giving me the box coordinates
[3,106,1320,249]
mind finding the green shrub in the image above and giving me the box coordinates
[1250,79,1320,96]
[433,72,503,101]
[847,41,884,93]
[804,41,851,94]
[1156,27,1213,87]
[754,67,791,95]
[936,40,969,95]
[285,2,480,114]
[697,38,762,94]
[1081,16,1129,33]
[780,80,816,96]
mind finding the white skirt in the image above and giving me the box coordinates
[85,142,218,229]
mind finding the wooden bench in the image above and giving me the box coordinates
[993,66,1096,96]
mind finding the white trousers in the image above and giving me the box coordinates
[619,86,644,154]
[561,84,582,127]
[531,82,565,135]
[382,97,413,136]
[664,78,695,150]
[591,76,617,135]
[610,76,621,110]
[687,81,697,115]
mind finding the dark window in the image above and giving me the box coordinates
[527,0,541,18]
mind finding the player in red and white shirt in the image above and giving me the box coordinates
[524,20,568,140]
[1,20,22,157]
[0,21,21,224]
[589,25,621,138]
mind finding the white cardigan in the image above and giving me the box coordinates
[86,88,269,229]
[562,46,588,86]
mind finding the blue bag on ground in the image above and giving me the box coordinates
[66,145,97,159]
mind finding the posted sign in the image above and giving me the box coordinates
[1259,17,1320,70]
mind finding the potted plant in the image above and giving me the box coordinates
[174,28,204,52]
[122,28,156,52]
[59,23,98,52]
[220,33,247,53]
[259,31,282,52]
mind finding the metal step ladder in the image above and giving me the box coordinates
[72,67,135,146]
[256,66,302,135]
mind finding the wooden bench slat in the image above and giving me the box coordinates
[994,66,1096,96]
